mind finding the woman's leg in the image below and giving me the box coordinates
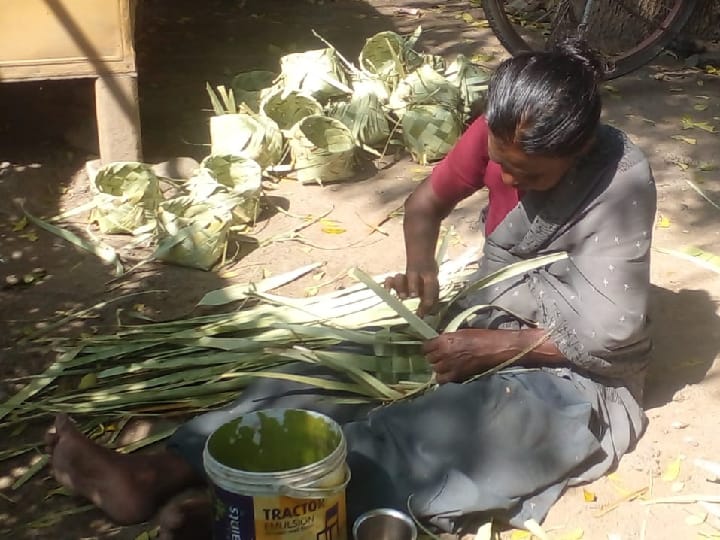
[46,363,372,528]
[46,413,203,525]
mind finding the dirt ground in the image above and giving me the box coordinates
[1,1,720,539]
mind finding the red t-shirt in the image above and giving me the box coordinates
[430,116,520,236]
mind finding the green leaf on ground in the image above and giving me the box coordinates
[671,135,697,145]
[681,116,717,133]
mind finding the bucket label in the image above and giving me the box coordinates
[212,486,347,540]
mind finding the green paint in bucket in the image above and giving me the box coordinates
[204,408,349,540]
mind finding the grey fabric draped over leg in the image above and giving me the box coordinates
[167,363,644,533]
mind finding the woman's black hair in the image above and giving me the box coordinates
[485,38,605,157]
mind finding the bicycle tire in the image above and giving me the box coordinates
[481,0,698,79]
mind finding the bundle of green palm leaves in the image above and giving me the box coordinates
[1,251,566,427]
[0,251,566,493]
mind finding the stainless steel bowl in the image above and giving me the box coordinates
[352,508,418,540]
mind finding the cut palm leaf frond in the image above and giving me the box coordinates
[685,177,720,212]
[198,262,322,306]
[349,268,439,339]
[0,348,80,422]
[23,209,123,275]
[655,246,720,275]
[441,252,569,316]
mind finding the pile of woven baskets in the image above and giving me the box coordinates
[214,27,492,181]
[87,28,492,271]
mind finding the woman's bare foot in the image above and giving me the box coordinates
[157,493,213,540]
[46,413,202,525]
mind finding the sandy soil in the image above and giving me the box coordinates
[1,1,719,539]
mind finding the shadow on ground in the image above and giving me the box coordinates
[644,285,720,408]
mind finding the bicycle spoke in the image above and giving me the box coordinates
[483,0,696,79]
[488,0,688,58]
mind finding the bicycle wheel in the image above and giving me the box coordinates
[482,0,698,79]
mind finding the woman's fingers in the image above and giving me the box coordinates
[383,273,409,298]
[417,275,439,317]
[383,272,439,315]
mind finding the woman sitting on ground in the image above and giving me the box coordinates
[46,38,656,539]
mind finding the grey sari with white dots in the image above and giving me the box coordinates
[460,124,656,401]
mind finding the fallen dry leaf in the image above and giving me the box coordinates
[12,216,28,232]
[681,116,717,133]
[657,215,672,229]
[219,268,241,279]
[471,53,496,63]
[669,159,690,171]
[671,135,697,145]
[583,488,597,502]
[304,286,319,297]
[595,486,649,517]
[662,457,682,482]
[20,230,39,242]
[625,114,656,125]
[320,219,346,235]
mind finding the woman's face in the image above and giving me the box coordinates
[488,131,581,192]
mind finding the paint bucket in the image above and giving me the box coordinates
[352,508,417,540]
[203,408,350,540]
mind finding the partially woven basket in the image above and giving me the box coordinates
[231,70,277,112]
[89,162,161,234]
[260,89,324,132]
[288,115,356,184]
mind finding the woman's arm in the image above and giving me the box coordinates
[422,328,567,384]
[384,178,456,316]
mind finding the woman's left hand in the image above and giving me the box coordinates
[422,329,512,384]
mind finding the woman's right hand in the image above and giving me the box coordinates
[383,263,439,317]
[386,175,455,317]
